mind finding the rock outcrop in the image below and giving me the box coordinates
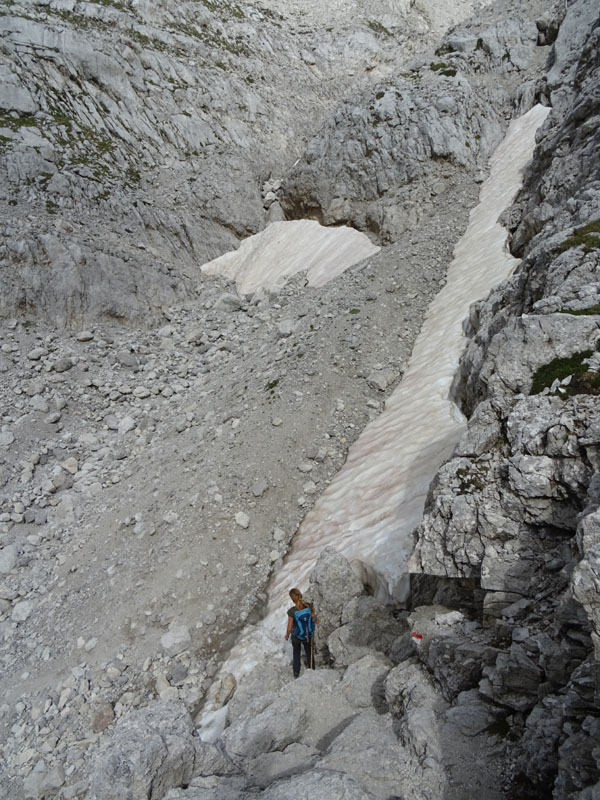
[412,1,600,795]
[279,0,558,242]
[0,0,480,327]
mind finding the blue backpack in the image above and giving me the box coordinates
[293,607,314,641]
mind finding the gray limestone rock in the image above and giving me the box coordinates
[221,694,308,761]
[0,544,18,574]
[317,711,408,799]
[281,69,504,242]
[244,743,319,789]
[339,653,391,710]
[88,701,196,800]
[213,294,242,313]
[572,509,600,658]
[308,548,364,661]
[327,595,407,668]
[444,690,499,737]
[192,742,237,779]
[261,768,375,800]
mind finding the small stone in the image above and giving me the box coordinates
[84,637,98,652]
[155,674,170,694]
[53,357,73,373]
[277,319,295,337]
[0,544,18,574]
[27,347,48,361]
[235,512,250,529]
[273,528,286,542]
[76,331,94,342]
[118,416,136,435]
[45,412,62,424]
[159,687,180,701]
[23,763,48,799]
[367,369,398,392]
[30,395,49,413]
[12,600,34,622]
[271,417,282,427]
[160,625,191,656]
[251,480,268,498]
[213,292,241,312]
[105,415,119,431]
[106,666,121,680]
[0,431,15,448]
[133,386,151,398]
[175,417,188,433]
[117,351,139,369]
[61,457,79,475]
[58,688,72,709]
[91,703,114,733]
[41,764,65,793]
[512,627,530,642]
[269,550,280,562]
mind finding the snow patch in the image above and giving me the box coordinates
[200,219,380,294]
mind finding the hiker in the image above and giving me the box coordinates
[285,587,318,678]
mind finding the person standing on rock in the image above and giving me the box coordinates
[285,588,318,678]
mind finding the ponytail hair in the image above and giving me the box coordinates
[289,587,307,609]
[289,587,315,616]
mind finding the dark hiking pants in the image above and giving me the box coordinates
[291,635,315,678]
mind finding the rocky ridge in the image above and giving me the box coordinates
[411,0,600,796]
[0,0,480,326]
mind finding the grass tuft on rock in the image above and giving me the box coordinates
[558,303,600,316]
[558,218,600,254]
[430,61,457,77]
[530,350,600,396]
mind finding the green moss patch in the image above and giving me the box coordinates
[196,0,244,19]
[367,20,392,36]
[430,62,457,77]
[0,112,38,130]
[559,303,600,316]
[88,0,127,9]
[558,218,600,254]
[530,350,600,396]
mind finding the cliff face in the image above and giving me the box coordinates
[412,1,600,795]
[0,0,480,326]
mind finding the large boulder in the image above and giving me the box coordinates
[327,595,407,667]
[220,694,309,761]
[308,548,364,662]
[317,711,410,800]
[572,508,600,658]
[261,768,375,800]
[221,671,354,762]
[88,702,196,800]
